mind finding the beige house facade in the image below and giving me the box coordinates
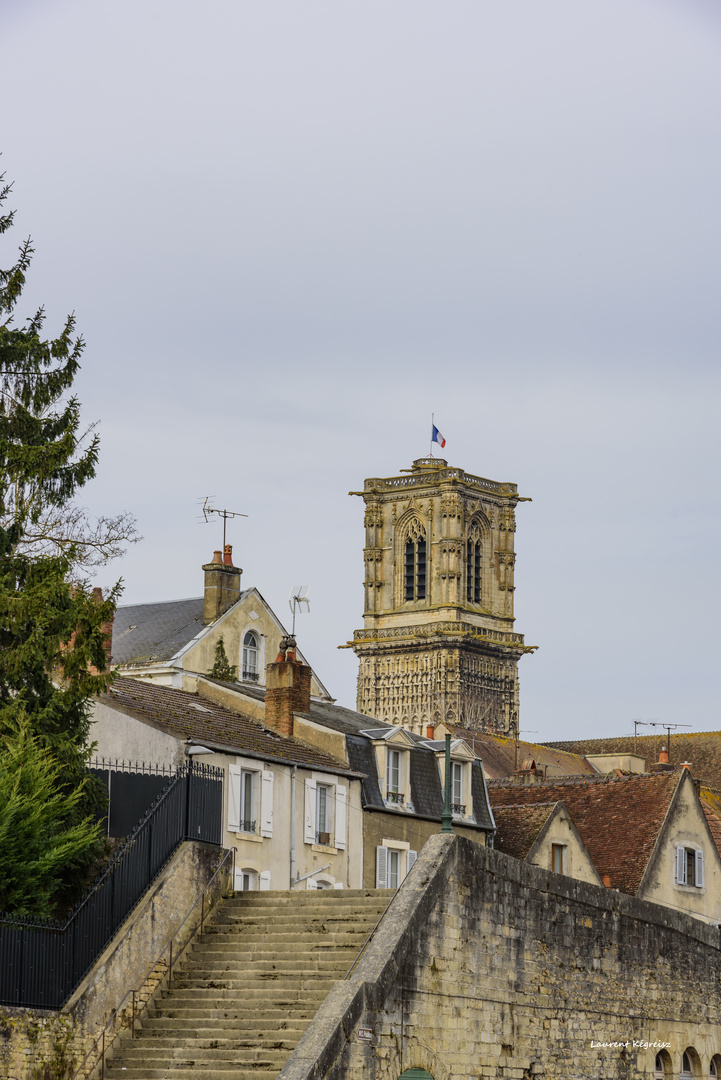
[345,456,535,736]
[90,677,364,892]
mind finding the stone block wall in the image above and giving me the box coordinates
[0,842,229,1080]
[279,833,721,1080]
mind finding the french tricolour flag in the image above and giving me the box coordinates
[432,424,446,449]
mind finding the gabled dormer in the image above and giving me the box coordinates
[423,737,477,821]
[361,727,417,811]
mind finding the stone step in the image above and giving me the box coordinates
[183,950,357,966]
[209,910,384,925]
[148,1007,320,1021]
[120,1031,307,1048]
[112,1046,291,1063]
[106,1069,279,1080]
[160,986,333,1001]
[168,976,341,991]
[223,889,393,904]
[182,958,350,972]
[139,1019,310,1034]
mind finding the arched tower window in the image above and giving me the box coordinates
[243,631,260,681]
[404,519,426,601]
[466,521,482,604]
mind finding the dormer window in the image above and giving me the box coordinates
[451,761,465,815]
[386,749,403,803]
[243,631,260,681]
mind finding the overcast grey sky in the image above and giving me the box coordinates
[2,0,720,741]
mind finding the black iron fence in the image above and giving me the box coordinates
[0,762,223,1010]
[90,757,180,838]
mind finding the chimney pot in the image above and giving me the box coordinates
[681,761,692,771]
[602,874,611,888]
[212,550,222,564]
[426,725,435,739]
[223,545,233,566]
[658,745,670,764]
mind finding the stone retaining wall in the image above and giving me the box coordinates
[278,833,721,1080]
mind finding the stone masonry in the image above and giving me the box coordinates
[278,833,721,1080]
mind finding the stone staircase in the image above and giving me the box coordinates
[105,889,393,1080]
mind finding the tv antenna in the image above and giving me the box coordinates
[289,586,311,635]
[645,721,692,759]
[199,497,248,550]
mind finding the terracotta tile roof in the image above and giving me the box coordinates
[102,678,355,776]
[544,732,721,790]
[492,802,559,860]
[446,723,596,779]
[487,771,682,895]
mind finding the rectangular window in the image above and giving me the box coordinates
[386,750,400,796]
[405,541,415,601]
[451,761,463,812]
[551,844,566,875]
[240,770,255,833]
[675,845,704,887]
[416,540,426,599]
[316,783,330,843]
[388,849,401,890]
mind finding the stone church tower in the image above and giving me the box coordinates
[347,457,534,736]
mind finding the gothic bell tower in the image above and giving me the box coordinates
[347,457,534,736]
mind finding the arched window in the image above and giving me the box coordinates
[466,522,482,604]
[243,631,260,681]
[710,1059,719,1079]
[681,1049,698,1078]
[404,520,426,601]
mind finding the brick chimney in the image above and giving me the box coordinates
[265,635,312,738]
[202,546,242,624]
[649,744,675,774]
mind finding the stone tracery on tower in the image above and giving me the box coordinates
[346,456,536,736]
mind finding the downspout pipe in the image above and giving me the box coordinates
[290,764,297,888]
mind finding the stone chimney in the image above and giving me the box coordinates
[265,635,312,738]
[202,546,242,624]
[513,758,545,785]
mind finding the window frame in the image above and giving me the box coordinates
[551,843,567,876]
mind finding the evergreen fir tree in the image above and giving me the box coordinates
[0,170,130,911]
[209,637,237,682]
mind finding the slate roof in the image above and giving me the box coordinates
[492,803,559,860]
[487,771,682,894]
[102,677,356,776]
[112,596,233,665]
[700,788,721,859]
[344,732,493,830]
[446,723,595,779]
[545,732,721,790]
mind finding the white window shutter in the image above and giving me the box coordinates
[696,848,704,888]
[228,765,241,831]
[304,779,317,843]
[306,877,318,890]
[376,845,388,889]
[233,865,243,891]
[407,850,418,876]
[334,785,347,849]
[675,845,686,885]
[259,870,271,891]
[260,770,274,837]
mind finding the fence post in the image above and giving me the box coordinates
[184,764,192,839]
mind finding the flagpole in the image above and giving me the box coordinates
[430,413,434,457]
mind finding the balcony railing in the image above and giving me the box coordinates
[386,791,405,805]
[452,803,466,816]
[239,819,256,833]
[242,670,259,682]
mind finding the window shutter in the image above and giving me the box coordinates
[259,870,271,891]
[407,850,418,876]
[304,779,317,843]
[696,848,704,888]
[334,785,347,849]
[233,865,244,891]
[260,770,274,837]
[306,877,318,890]
[376,845,388,889]
[675,845,686,885]
[228,765,241,831]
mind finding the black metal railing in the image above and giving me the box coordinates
[239,819,256,834]
[0,762,223,1010]
[386,790,405,805]
[452,803,466,816]
[242,670,259,682]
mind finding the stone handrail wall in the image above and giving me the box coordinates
[0,842,230,1080]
